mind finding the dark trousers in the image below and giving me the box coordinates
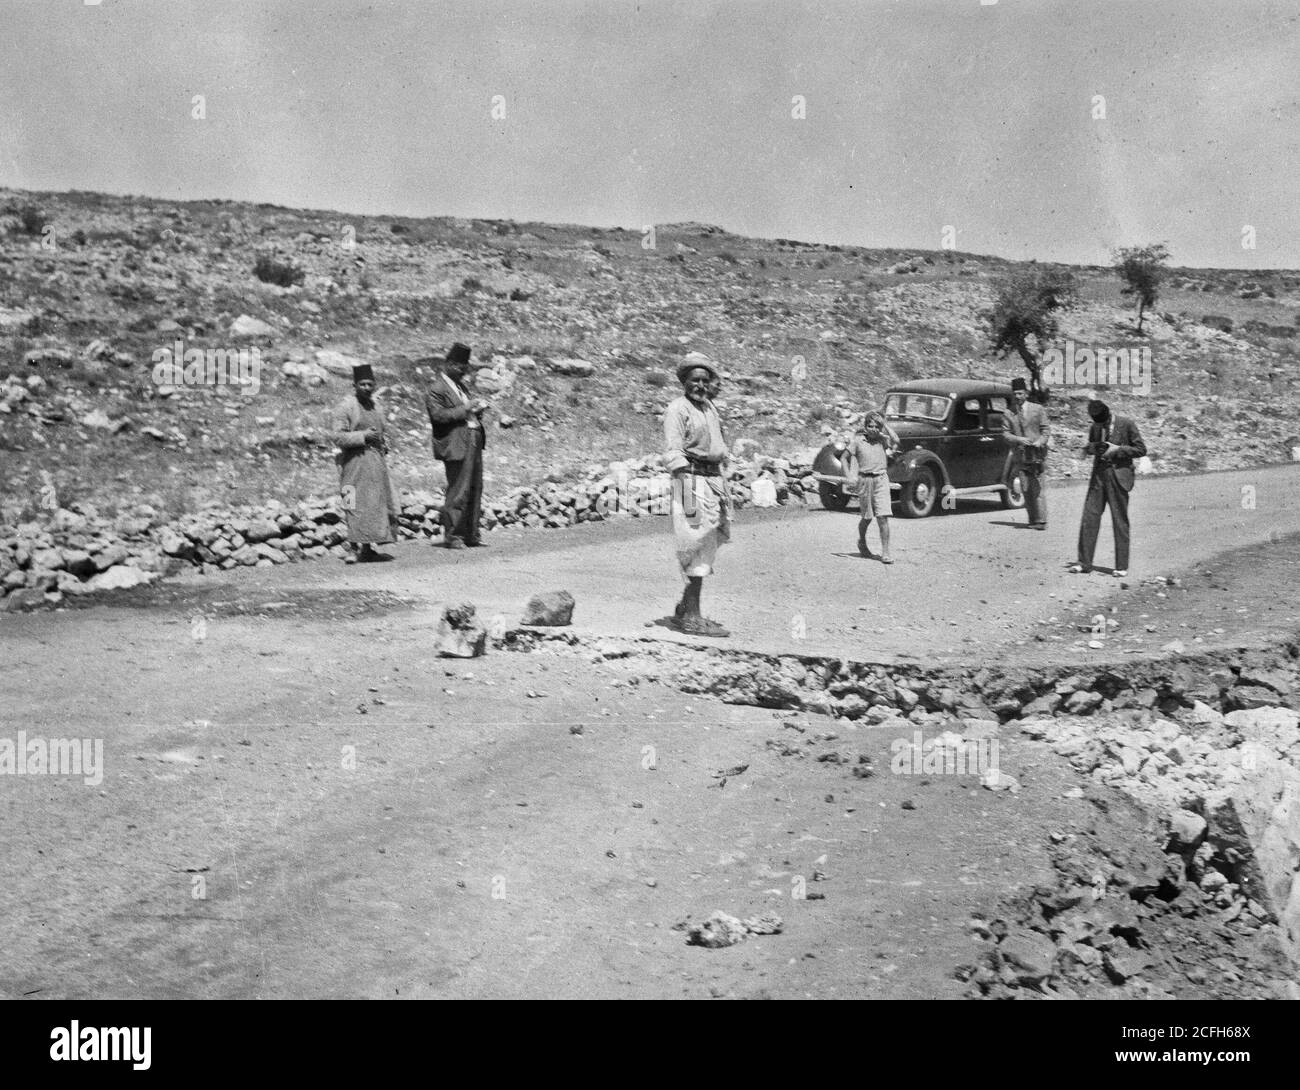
[440,443,483,543]
[1077,469,1131,570]
[1024,467,1047,525]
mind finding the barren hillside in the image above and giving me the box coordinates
[2,185,1298,542]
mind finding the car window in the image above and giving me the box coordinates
[952,399,981,431]
[983,397,1009,429]
[884,393,950,422]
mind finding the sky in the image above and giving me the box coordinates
[1,0,1298,268]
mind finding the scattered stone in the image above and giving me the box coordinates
[1168,809,1208,850]
[996,930,1057,985]
[686,911,748,949]
[434,603,487,658]
[1103,949,1156,983]
[314,348,365,376]
[521,590,576,627]
[87,566,154,592]
[546,357,596,377]
[980,769,1020,793]
[1064,690,1104,715]
[742,913,784,935]
[229,314,276,338]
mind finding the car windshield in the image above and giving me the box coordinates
[884,393,950,422]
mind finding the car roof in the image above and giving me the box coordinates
[886,378,1014,399]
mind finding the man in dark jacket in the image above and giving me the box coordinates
[1071,398,1147,577]
[423,342,489,549]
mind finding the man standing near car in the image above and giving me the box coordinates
[1003,377,1050,529]
[1070,398,1147,577]
[424,342,489,549]
[664,353,732,637]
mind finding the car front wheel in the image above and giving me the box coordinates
[898,466,939,518]
[819,481,850,511]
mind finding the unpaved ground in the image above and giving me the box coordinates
[52,461,1300,663]
[2,464,1299,999]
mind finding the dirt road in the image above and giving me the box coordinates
[151,460,1300,663]
[2,464,1297,999]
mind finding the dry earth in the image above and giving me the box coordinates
[2,465,1298,999]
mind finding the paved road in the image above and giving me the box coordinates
[244,462,1300,663]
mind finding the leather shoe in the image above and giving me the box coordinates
[445,537,466,550]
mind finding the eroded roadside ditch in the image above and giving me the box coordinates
[504,626,1300,998]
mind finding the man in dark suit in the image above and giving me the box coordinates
[423,342,489,549]
[1071,398,1147,577]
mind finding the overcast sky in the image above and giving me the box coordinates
[2,0,1297,267]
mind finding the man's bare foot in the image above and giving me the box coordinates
[880,554,894,564]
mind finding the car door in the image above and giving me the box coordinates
[979,396,1015,484]
[943,396,986,487]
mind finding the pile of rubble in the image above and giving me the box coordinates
[959,821,1293,999]
[509,629,1300,977]
[0,452,819,610]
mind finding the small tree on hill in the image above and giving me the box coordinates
[987,264,1076,395]
[1112,243,1170,333]
[13,204,47,236]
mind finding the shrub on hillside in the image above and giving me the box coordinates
[1112,243,1171,333]
[17,205,48,236]
[253,254,305,288]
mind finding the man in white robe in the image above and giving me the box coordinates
[663,354,732,638]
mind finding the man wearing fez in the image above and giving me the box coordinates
[330,363,399,563]
[663,353,732,638]
[424,342,489,549]
[1070,398,1147,578]
[1002,377,1051,529]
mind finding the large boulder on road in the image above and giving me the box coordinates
[521,590,575,627]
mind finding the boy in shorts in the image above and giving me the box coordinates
[847,410,900,563]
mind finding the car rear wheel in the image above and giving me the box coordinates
[1002,468,1027,509]
[898,465,939,518]
[819,481,850,511]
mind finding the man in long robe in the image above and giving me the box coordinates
[330,363,400,563]
[663,354,732,638]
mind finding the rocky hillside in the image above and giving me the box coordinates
[2,187,1299,603]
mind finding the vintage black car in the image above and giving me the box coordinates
[812,379,1028,518]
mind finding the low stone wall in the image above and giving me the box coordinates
[0,452,819,610]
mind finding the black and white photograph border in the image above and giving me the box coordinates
[2,0,1299,1026]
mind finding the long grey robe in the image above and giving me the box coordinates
[330,397,400,544]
